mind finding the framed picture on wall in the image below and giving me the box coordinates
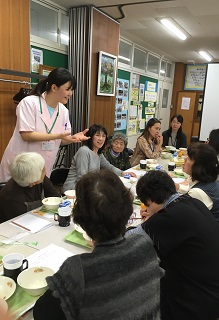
[31,48,43,73]
[97,51,117,96]
[39,64,55,76]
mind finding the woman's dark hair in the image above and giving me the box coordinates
[73,170,133,242]
[140,118,161,145]
[136,170,176,206]
[166,114,183,138]
[170,114,183,125]
[83,124,108,154]
[187,142,219,182]
[31,67,76,96]
[208,129,219,155]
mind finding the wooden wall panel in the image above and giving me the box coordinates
[0,0,30,160]
[171,62,186,119]
[89,8,120,136]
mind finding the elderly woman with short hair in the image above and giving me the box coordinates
[0,152,59,222]
[104,132,131,170]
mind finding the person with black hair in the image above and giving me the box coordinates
[63,124,136,191]
[33,170,161,320]
[176,142,219,221]
[162,114,187,148]
[0,67,89,182]
[130,118,163,166]
[208,128,219,158]
[129,170,219,320]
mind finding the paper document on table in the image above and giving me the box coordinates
[27,243,74,272]
[11,213,53,233]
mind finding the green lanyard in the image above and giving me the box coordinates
[39,97,59,134]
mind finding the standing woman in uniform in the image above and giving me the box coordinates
[0,68,89,182]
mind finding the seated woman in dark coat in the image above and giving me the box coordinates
[104,132,131,170]
[33,170,161,320]
[128,170,219,320]
[162,114,187,148]
[0,152,59,223]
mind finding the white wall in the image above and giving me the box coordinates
[127,134,140,150]
[199,63,219,141]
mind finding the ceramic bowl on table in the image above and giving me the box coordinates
[146,159,157,164]
[0,276,16,300]
[174,168,184,176]
[147,163,158,170]
[174,158,185,167]
[64,190,76,199]
[161,152,172,159]
[17,267,55,296]
[42,197,62,210]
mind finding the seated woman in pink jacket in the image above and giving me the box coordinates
[130,118,163,167]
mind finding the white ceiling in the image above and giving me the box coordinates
[52,0,219,64]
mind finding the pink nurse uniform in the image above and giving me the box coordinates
[0,94,71,182]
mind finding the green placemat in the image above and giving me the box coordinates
[7,285,38,319]
[64,230,92,249]
[34,205,58,214]
[173,172,186,178]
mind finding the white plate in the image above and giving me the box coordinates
[0,276,16,300]
[172,177,185,184]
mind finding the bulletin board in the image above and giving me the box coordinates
[114,69,130,134]
[114,70,158,137]
[128,73,158,136]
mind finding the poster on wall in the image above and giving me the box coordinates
[128,119,137,135]
[145,91,157,102]
[115,78,129,131]
[131,73,140,101]
[184,64,206,90]
[145,81,157,92]
[139,84,145,101]
[31,48,43,73]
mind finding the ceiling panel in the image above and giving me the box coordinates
[50,0,219,63]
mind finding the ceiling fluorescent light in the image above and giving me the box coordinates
[160,18,187,41]
[118,55,130,62]
[199,51,212,62]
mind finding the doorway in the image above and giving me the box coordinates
[156,80,173,133]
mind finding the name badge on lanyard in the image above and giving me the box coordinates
[42,141,55,151]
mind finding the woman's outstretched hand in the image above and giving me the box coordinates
[62,129,90,143]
